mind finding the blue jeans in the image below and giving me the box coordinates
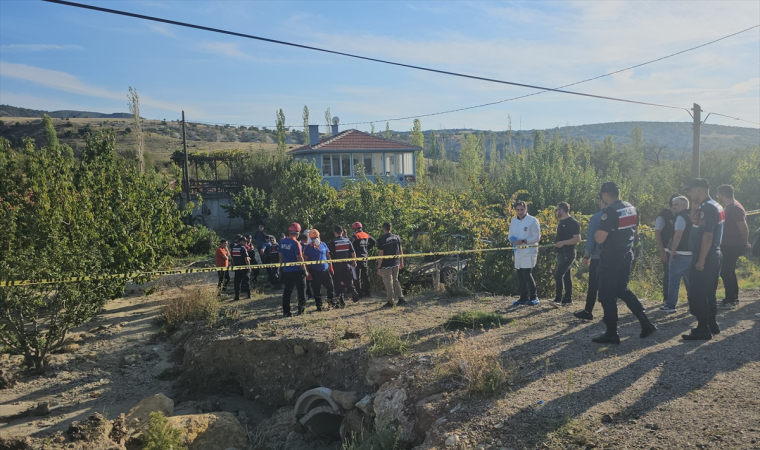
[666,254,691,308]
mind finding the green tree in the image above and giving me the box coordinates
[127,86,144,173]
[324,107,331,135]
[302,105,310,136]
[0,131,189,370]
[411,119,425,181]
[267,160,337,231]
[221,186,268,229]
[370,122,375,135]
[384,122,391,139]
[276,109,287,159]
[430,130,439,159]
[41,114,58,149]
[458,133,484,181]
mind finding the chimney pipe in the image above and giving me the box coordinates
[309,125,320,147]
[331,124,339,136]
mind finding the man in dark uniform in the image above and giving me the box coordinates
[351,222,376,297]
[230,236,251,301]
[328,225,360,306]
[592,182,657,344]
[655,198,677,306]
[261,235,281,289]
[682,178,725,340]
[280,223,307,317]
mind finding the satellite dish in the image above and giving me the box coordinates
[332,116,340,125]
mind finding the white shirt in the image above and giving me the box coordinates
[509,215,541,269]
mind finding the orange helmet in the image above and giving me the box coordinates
[308,229,320,239]
[288,222,302,233]
[351,222,363,230]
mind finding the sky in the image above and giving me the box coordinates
[1,1,758,133]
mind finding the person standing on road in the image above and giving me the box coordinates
[280,223,307,317]
[377,222,405,307]
[508,201,541,306]
[553,202,581,306]
[661,195,692,313]
[328,226,360,307]
[574,196,607,320]
[302,229,336,310]
[592,182,657,344]
[717,184,750,309]
[655,198,677,307]
[215,239,231,294]
[682,179,725,340]
[351,222,376,298]
[231,236,251,301]
[244,235,257,295]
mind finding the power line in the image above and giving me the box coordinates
[43,0,689,113]
[707,112,760,126]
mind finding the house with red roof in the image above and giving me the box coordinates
[290,125,419,188]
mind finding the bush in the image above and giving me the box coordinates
[183,225,217,255]
[143,411,187,450]
[436,332,517,396]
[342,427,402,450]
[366,327,411,357]
[444,310,511,330]
[157,286,220,329]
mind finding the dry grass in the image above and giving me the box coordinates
[365,327,412,357]
[157,285,221,329]
[435,331,518,397]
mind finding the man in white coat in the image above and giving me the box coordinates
[509,201,541,306]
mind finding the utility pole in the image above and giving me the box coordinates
[692,103,701,178]
[181,111,190,205]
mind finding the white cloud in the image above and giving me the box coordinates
[0,62,198,116]
[146,23,177,39]
[0,44,83,52]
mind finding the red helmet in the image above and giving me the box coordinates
[351,222,363,230]
[288,222,302,232]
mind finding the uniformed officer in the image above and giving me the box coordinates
[351,222,376,297]
[261,235,281,289]
[280,223,307,317]
[303,229,336,310]
[682,178,724,340]
[230,236,251,301]
[328,225,360,306]
[592,182,657,344]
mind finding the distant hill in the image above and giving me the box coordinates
[0,104,132,119]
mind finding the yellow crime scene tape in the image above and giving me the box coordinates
[2,209,757,287]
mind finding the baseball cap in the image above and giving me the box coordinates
[599,181,620,195]
[682,178,709,191]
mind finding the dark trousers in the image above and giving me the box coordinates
[688,255,722,320]
[310,270,334,305]
[333,264,358,298]
[516,268,536,301]
[217,270,230,291]
[598,252,644,330]
[720,245,744,303]
[282,270,306,315]
[233,269,249,298]
[355,262,371,295]
[661,259,670,303]
[554,251,575,302]
[584,258,600,312]
[263,256,281,287]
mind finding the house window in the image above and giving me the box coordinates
[352,153,382,175]
[403,152,414,175]
[384,154,397,176]
[322,154,353,177]
[322,155,331,176]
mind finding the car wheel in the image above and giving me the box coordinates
[440,267,458,285]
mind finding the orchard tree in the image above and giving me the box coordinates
[411,119,425,181]
[0,131,189,370]
[276,109,287,159]
[221,186,268,229]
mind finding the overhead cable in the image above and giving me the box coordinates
[43,0,688,113]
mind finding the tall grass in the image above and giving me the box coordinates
[366,327,412,357]
[156,285,220,329]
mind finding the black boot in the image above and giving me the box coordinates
[708,311,720,335]
[592,325,620,344]
[635,312,657,338]
[682,319,712,340]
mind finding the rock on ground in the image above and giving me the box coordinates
[67,412,112,442]
[373,378,416,444]
[365,357,401,386]
[126,393,174,430]
[167,411,248,450]
[331,390,358,410]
